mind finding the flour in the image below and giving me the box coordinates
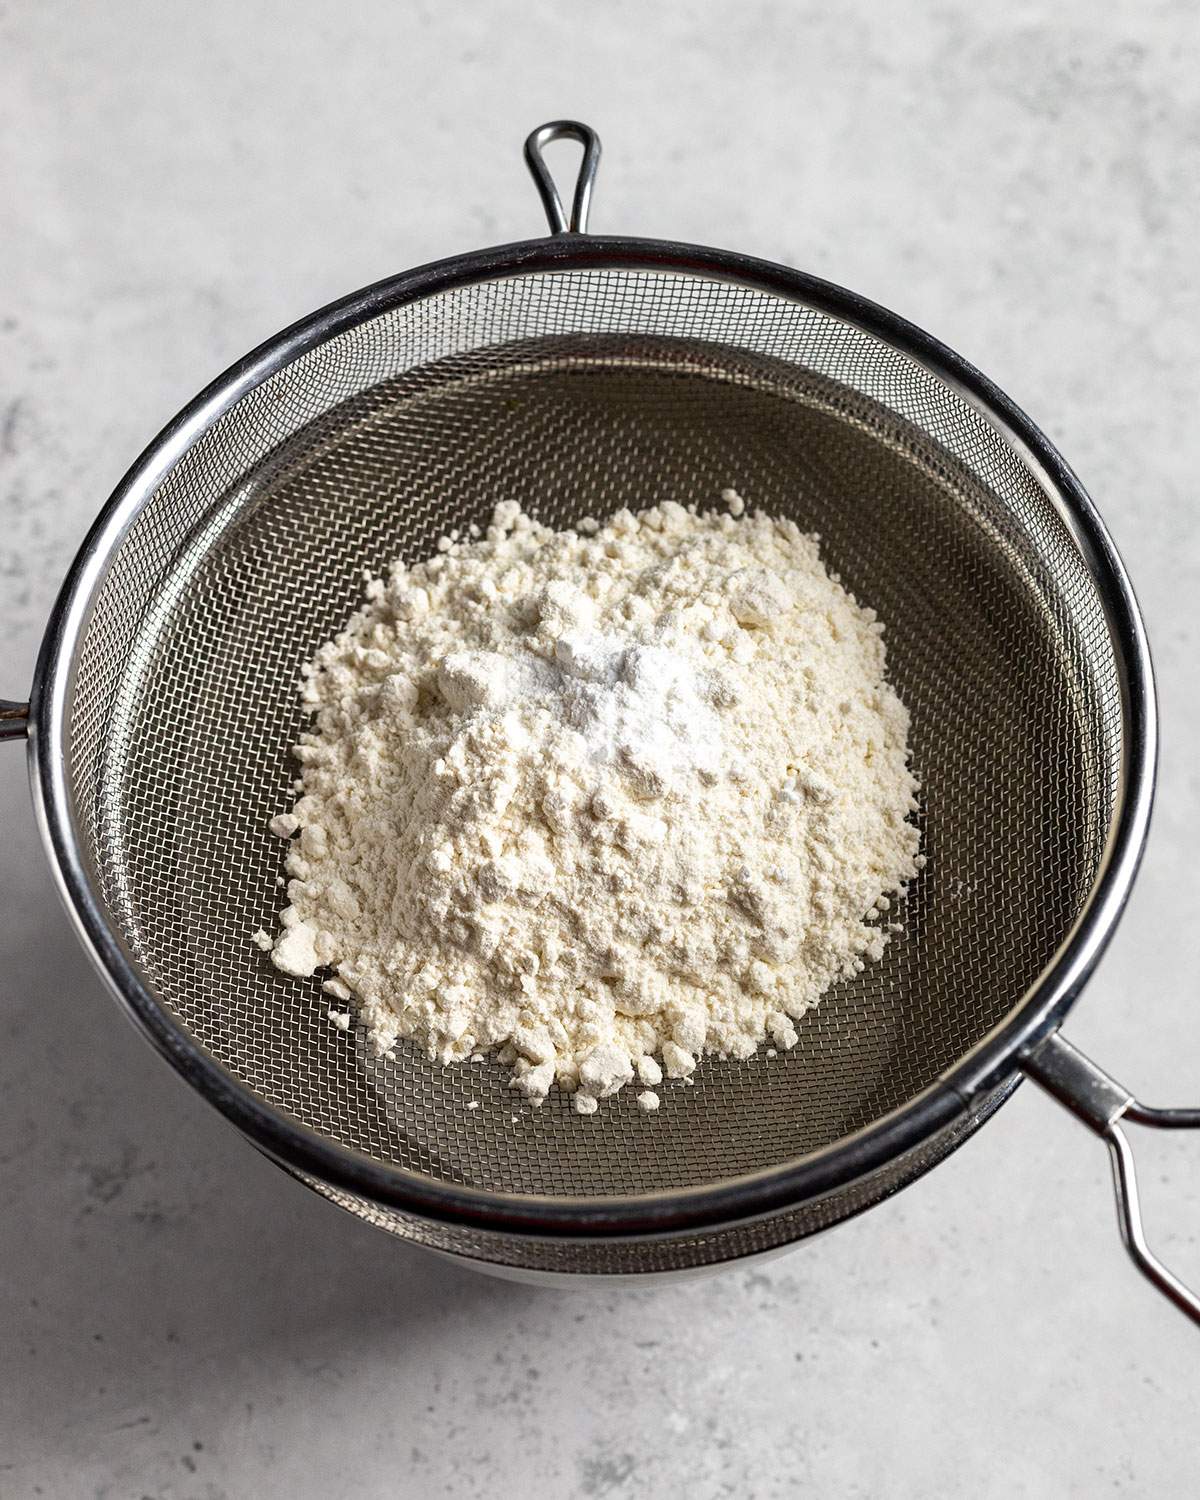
[266,492,921,1110]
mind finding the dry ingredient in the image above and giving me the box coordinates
[266,491,921,1111]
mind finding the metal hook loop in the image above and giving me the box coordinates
[523,120,601,236]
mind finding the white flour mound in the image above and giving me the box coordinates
[268,492,922,1111]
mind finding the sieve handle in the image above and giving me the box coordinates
[0,700,29,742]
[1024,1032,1200,1329]
[524,120,601,236]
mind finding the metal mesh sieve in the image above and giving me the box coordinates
[50,242,1125,1272]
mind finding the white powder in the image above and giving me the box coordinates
[267,493,920,1110]
[437,633,722,797]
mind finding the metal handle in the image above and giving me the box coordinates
[0,700,29,742]
[1024,1031,1200,1327]
[523,120,601,236]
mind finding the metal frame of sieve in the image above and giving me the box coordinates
[5,121,1200,1324]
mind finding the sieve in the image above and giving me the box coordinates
[5,119,1199,1323]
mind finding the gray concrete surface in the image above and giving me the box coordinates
[3,2,1200,1495]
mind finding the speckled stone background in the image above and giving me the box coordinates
[3,2,1200,1496]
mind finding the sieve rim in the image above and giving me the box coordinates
[26,233,1156,1238]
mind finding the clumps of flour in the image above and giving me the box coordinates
[266,491,921,1112]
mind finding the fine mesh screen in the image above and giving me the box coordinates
[298,1075,1018,1275]
[65,268,1122,1230]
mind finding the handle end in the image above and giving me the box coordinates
[1025,1033,1200,1330]
[0,700,29,742]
